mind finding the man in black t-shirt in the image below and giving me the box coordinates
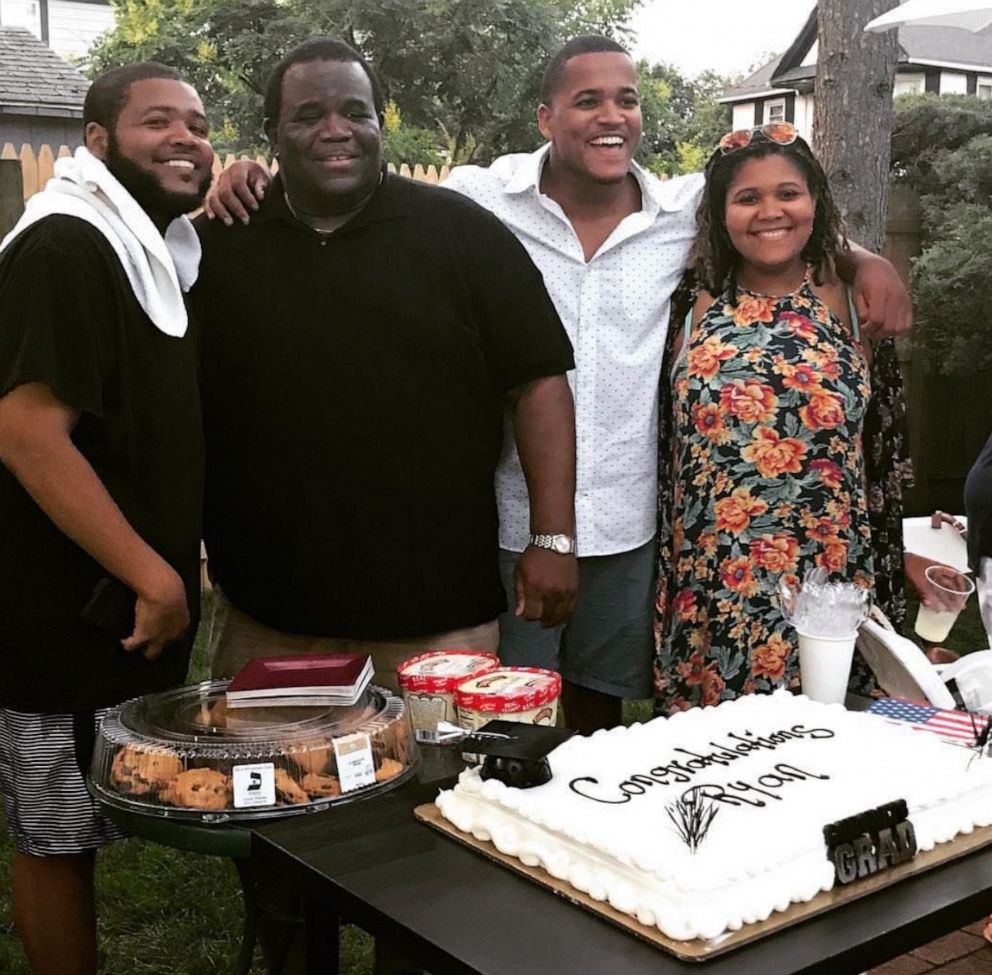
[195,38,578,690]
[0,63,212,973]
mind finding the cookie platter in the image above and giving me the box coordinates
[88,680,415,822]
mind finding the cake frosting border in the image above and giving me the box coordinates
[435,692,992,941]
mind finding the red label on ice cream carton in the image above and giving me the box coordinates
[397,650,500,694]
[454,667,562,714]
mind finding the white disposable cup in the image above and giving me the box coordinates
[797,631,857,704]
[913,566,975,643]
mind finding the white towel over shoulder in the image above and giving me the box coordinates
[0,146,201,337]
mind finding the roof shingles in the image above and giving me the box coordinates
[899,24,992,68]
[722,19,992,103]
[0,26,89,114]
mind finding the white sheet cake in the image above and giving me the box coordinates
[435,691,992,941]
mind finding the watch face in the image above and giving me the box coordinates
[552,535,572,554]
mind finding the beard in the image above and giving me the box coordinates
[106,135,212,222]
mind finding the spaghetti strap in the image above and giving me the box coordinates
[846,286,861,341]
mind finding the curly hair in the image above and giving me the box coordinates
[689,134,849,299]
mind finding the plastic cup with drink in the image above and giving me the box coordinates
[914,565,975,644]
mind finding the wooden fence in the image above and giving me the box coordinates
[2,143,450,200]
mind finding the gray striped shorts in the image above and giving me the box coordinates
[0,708,128,856]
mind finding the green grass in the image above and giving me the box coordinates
[1,592,987,972]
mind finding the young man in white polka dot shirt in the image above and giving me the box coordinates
[444,36,703,732]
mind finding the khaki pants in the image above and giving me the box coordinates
[207,590,498,693]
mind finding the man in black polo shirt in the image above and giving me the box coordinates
[196,38,577,688]
[0,63,212,974]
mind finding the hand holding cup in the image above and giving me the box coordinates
[914,565,975,644]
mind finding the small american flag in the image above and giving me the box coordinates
[868,698,989,745]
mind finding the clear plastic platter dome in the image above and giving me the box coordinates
[89,680,415,822]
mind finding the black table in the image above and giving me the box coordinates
[251,750,992,975]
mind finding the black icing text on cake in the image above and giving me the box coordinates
[569,722,835,807]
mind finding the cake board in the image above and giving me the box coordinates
[414,803,992,962]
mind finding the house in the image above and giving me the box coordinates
[0,0,114,151]
[0,0,113,60]
[0,25,89,149]
[720,7,992,142]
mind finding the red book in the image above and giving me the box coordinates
[226,654,373,708]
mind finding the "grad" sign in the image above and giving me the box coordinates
[824,799,918,885]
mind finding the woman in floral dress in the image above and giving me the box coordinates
[655,125,880,715]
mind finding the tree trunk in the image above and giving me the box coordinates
[816,1,911,633]
[813,0,899,251]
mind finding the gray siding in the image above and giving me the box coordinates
[0,112,81,151]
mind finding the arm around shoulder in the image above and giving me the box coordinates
[203,160,272,225]
[835,242,912,341]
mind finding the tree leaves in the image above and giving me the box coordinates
[88,0,639,158]
[893,95,992,376]
[637,62,731,176]
[88,0,732,169]
[913,204,992,376]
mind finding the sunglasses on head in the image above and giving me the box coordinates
[717,122,798,155]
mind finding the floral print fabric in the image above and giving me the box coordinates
[863,337,914,632]
[654,274,875,714]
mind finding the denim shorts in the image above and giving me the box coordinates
[497,536,656,699]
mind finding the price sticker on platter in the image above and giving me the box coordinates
[333,732,376,793]
[232,762,276,808]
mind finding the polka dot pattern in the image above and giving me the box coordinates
[445,146,703,556]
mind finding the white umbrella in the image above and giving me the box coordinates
[865,0,992,35]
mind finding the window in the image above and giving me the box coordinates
[764,98,786,124]
[978,78,992,100]
[894,73,925,97]
[940,72,968,95]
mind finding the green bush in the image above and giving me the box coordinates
[892,95,992,375]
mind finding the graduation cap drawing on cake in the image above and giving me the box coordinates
[417,720,574,788]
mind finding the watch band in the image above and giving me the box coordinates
[528,533,576,555]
